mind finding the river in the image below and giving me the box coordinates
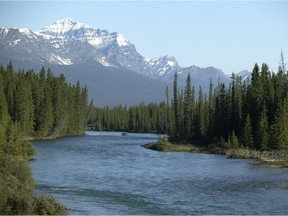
[30,131,288,215]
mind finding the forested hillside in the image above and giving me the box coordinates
[88,60,288,151]
[0,62,88,214]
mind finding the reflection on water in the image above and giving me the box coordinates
[31,131,288,215]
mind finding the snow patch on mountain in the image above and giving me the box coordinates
[50,53,72,65]
[116,34,128,46]
[88,38,103,46]
[39,18,85,38]
[18,28,30,34]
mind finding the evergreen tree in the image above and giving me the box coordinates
[173,72,180,138]
[229,130,239,149]
[0,74,9,126]
[255,108,269,150]
[14,73,34,135]
[4,63,16,121]
[183,73,192,138]
[241,114,254,148]
[207,78,215,141]
[195,86,205,137]
[270,99,288,150]
[165,86,171,134]
[250,63,264,132]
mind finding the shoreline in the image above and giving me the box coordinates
[142,142,288,168]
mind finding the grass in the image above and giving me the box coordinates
[142,136,201,153]
[143,142,200,153]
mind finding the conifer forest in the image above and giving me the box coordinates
[88,61,288,151]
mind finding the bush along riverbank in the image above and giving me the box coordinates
[0,131,68,215]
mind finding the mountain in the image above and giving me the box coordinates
[0,18,234,106]
[237,70,252,81]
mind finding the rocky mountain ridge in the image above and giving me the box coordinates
[0,18,237,84]
[0,18,250,106]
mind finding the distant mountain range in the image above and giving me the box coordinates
[0,18,250,106]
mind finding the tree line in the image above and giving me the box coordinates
[0,62,88,214]
[0,62,88,139]
[169,61,288,151]
[87,101,168,133]
[89,59,288,151]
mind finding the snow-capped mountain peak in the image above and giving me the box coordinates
[116,33,129,46]
[0,18,231,88]
[38,18,95,38]
[146,56,179,77]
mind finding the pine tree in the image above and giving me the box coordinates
[229,130,239,149]
[4,63,16,121]
[14,73,34,135]
[165,86,171,134]
[0,74,9,126]
[195,86,205,137]
[173,72,180,139]
[183,73,192,138]
[270,99,288,150]
[37,68,53,137]
[207,78,215,141]
[241,114,254,148]
[215,84,228,139]
[250,63,264,133]
[255,108,269,150]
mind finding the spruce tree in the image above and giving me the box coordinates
[270,99,288,150]
[0,74,9,126]
[241,114,254,148]
[196,86,205,137]
[183,73,192,138]
[14,74,34,135]
[255,108,269,150]
[165,86,171,134]
[173,72,180,138]
[229,130,239,149]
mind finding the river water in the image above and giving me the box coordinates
[30,131,288,215]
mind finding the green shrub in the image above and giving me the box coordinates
[33,195,68,215]
[0,157,34,215]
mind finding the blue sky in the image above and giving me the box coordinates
[0,1,287,74]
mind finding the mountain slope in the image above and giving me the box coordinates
[0,18,236,106]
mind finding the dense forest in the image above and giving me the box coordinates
[0,62,88,214]
[0,62,88,139]
[88,59,288,151]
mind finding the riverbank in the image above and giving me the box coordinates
[226,148,288,168]
[142,140,288,168]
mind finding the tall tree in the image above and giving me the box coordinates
[183,73,192,138]
[255,108,269,150]
[165,86,171,134]
[270,99,288,150]
[241,114,254,148]
[0,74,9,126]
[14,73,34,135]
[173,72,180,139]
[195,86,205,138]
